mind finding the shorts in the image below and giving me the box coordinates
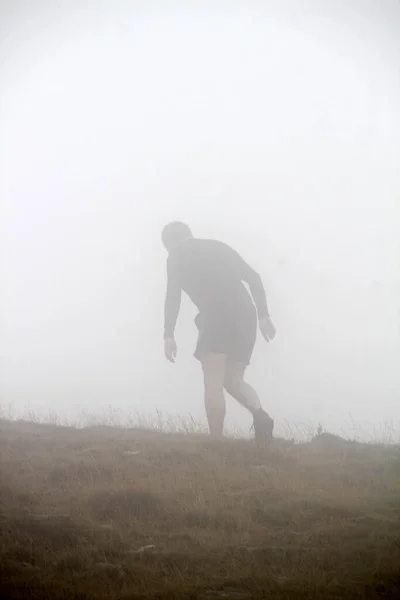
[193,307,257,365]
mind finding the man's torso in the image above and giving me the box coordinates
[168,238,255,318]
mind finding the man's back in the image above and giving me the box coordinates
[167,238,254,315]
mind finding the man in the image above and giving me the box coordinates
[162,221,276,443]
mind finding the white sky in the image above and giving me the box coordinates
[1,1,399,437]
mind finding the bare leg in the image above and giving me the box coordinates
[225,360,274,443]
[201,353,227,438]
[224,361,262,414]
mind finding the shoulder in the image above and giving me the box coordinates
[195,238,236,254]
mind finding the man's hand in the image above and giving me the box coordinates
[164,338,177,362]
[259,316,276,342]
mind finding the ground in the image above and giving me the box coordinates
[1,419,400,599]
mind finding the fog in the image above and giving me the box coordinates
[1,1,399,437]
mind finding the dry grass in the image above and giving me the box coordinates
[1,419,400,599]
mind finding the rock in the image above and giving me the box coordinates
[122,450,141,456]
[6,560,40,573]
[251,465,275,475]
[22,514,73,527]
[133,544,157,554]
[27,513,69,522]
[309,432,351,449]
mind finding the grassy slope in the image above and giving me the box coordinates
[1,419,400,599]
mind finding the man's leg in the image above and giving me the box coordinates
[201,353,227,438]
[224,360,274,443]
[224,361,262,412]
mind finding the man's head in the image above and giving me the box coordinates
[161,221,193,251]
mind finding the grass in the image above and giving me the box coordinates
[1,418,400,599]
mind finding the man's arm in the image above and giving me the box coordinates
[164,255,181,340]
[229,246,276,341]
[231,250,269,319]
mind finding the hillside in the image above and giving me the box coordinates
[1,419,400,599]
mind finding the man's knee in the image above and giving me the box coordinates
[224,373,243,397]
[224,362,246,396]
[202,353,226,393]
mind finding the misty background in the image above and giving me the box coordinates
[1,1,399,437]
